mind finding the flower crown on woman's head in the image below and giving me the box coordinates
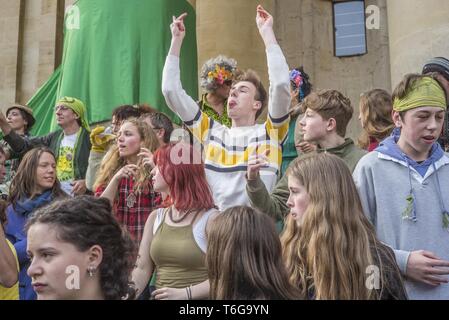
[207,65,234,86]
[200,55,237,92]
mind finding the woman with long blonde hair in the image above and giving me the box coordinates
[95,118,161,244]
[357,89,394,151]
[282,153,407,299]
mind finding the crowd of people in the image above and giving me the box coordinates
[1,5,449,300]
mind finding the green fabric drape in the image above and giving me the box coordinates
[28,0,198,136]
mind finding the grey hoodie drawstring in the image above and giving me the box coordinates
[402,157,418,222]
[432,162,449,230]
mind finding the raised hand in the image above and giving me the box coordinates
[256,5,273,32]
[168,13,188,57]
[170,13,187,40]
[255,5,277,47]
[90,126,116,153]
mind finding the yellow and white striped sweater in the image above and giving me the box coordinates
[162,45,290,210]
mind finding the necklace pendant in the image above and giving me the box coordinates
[126,192,137,208]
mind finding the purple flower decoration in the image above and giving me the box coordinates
[289,69,303,89]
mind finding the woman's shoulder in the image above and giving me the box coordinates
[203,208,220,231]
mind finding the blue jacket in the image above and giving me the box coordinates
[5,191,54,300]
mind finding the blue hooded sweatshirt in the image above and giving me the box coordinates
[5,191,53,300]
[376,128,444,177]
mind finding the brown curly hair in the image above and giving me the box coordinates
[26,195,137,300]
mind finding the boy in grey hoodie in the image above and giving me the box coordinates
[353,74,449,299]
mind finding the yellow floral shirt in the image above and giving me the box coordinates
[56,131,78,195]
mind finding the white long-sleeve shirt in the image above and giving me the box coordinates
[162,44,290,210]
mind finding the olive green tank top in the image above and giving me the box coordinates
[150,208,212,289]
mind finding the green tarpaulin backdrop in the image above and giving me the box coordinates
[28,0,197,136]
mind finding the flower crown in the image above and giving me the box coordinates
[207,65,234,86]
[289,69,303,89]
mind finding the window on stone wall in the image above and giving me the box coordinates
[333,0,367,57]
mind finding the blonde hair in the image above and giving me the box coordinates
[281,153,404,299]
[358,89,394,149]
[94,118,159,191]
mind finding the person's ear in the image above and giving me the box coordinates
[326,118,337,132]
[392,110,402,127]
[253,101,262,112]
[86,245,103,270]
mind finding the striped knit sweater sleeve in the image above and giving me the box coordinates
[264,44,291,144]
[162,54,211,144]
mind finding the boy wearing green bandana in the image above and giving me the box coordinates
[0,97,91,196]
[353,74,449,299]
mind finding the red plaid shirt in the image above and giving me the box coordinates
[96,177,162,245]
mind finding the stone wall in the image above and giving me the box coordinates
[196,0,275,95]
[0,0,63,113]
[0,0,22,109]
[387,0,449,88]
[194,0,391,139]
[1,0,448,140]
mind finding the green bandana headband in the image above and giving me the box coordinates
[56,97,91,131]
[393,77,447,112]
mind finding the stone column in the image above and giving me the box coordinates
[387,0,449,88]
[0,0,22,109]
[15,0,63,103]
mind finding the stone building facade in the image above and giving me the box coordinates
[1,0,448,139]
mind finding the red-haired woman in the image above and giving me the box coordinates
[132,142,218,300]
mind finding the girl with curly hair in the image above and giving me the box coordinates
[26,196,136,300]
[94,118,162,244]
